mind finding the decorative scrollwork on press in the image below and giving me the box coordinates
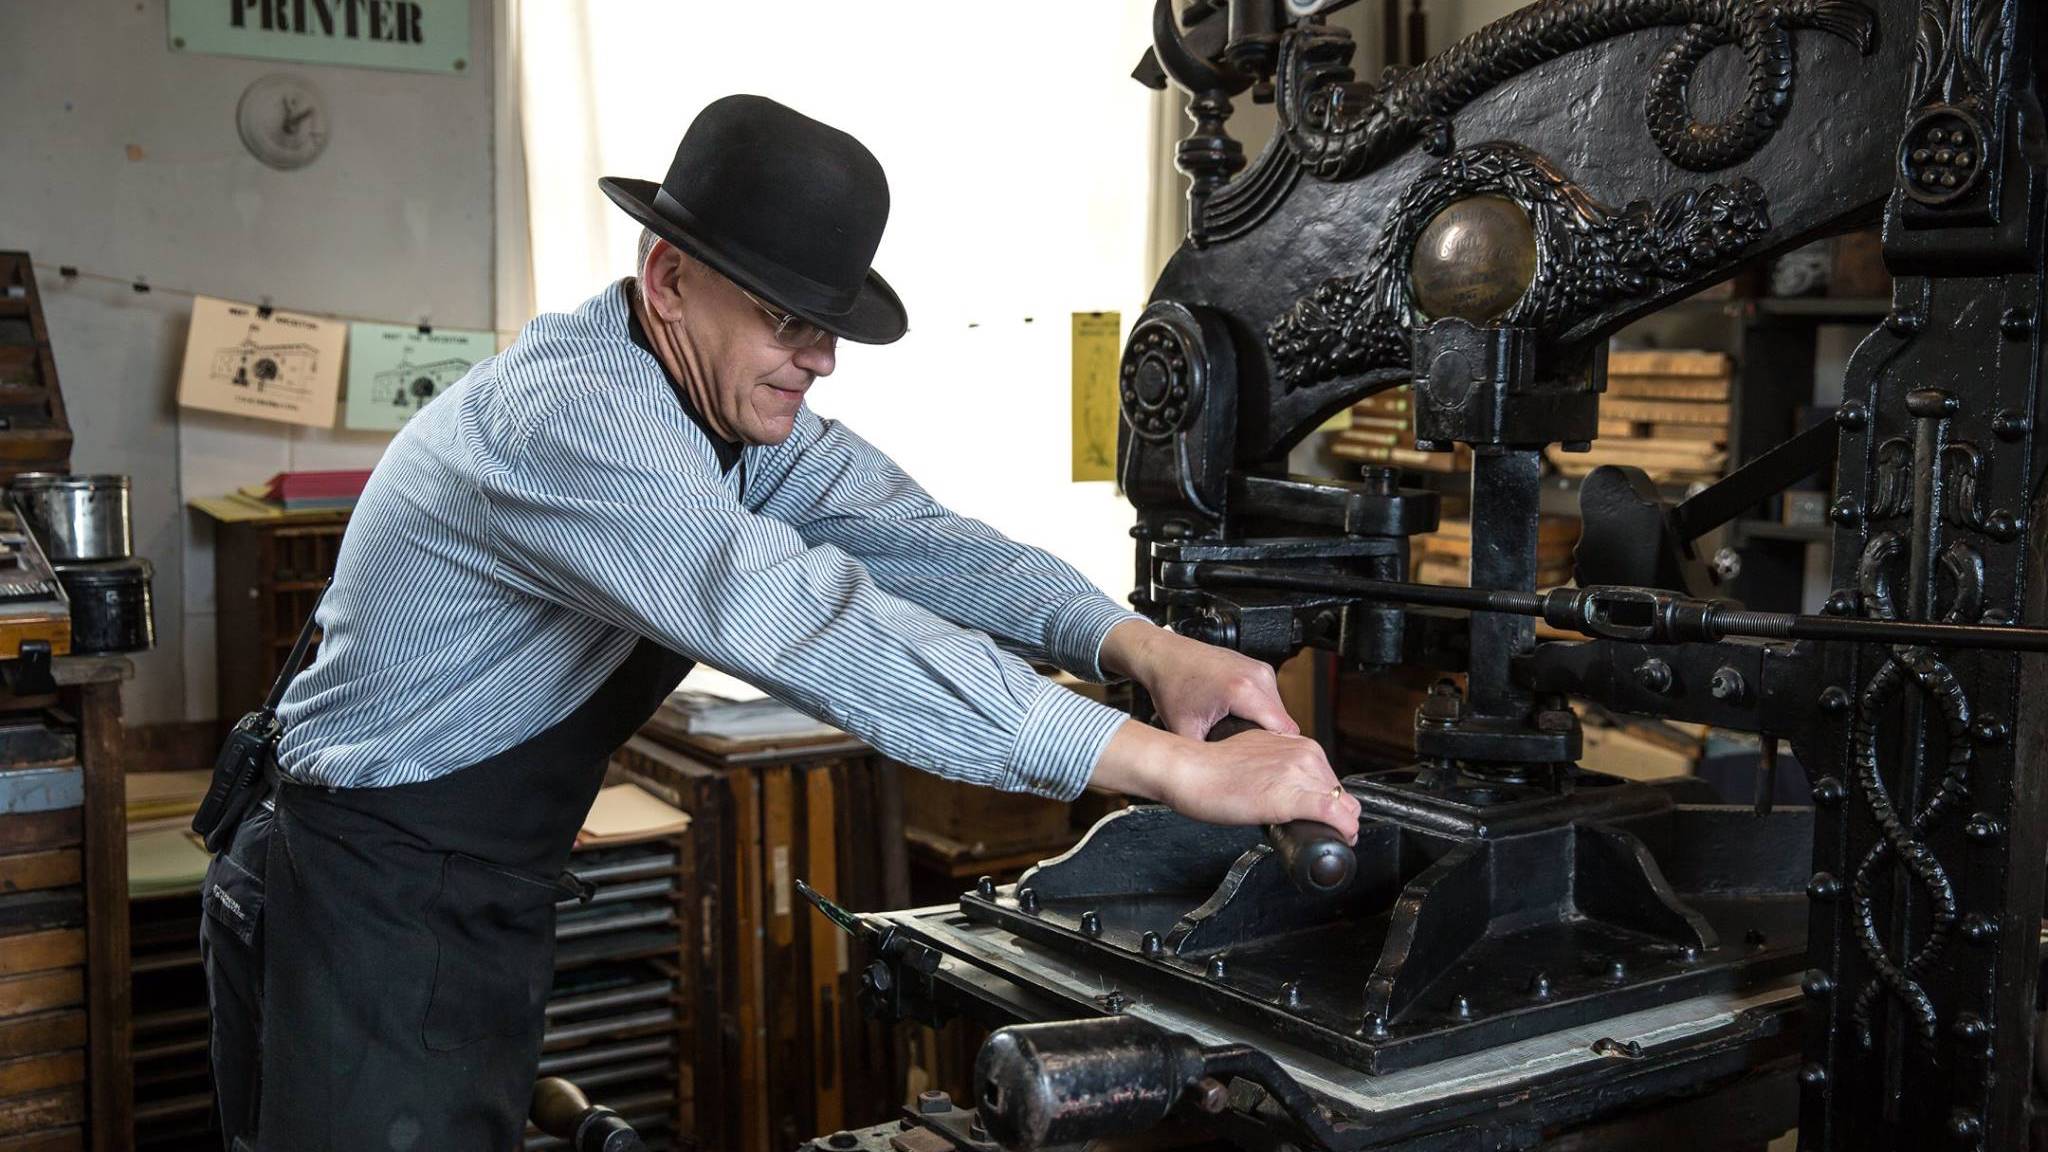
[1858,533,1906,621]
[1941,442,1992,531]
[1869,438,1919,521]
[1273,0,1876,182]
[1937,541,1986,624]
[1912,0,2005,108]
[1264,143,1770,390]
[1849,647,1972,1050]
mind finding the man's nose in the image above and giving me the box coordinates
[794,338,837,377]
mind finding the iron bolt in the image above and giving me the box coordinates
[975,875,996,899]
[827,1133,859,1150]
[1018,887,1040,914]
[1710,547,1741,580]
[1803,970,1835,998]
[2001,307,2035,339]
[1634,659,1674,695]
[1824,589,1860,616]
[1949,1110,1983,1144]
[1141,931,1164,958]
[1808,872,1842,901]
[1744,928,1768,949]
[917,1090,952,1115]
[1819,687,1852,715]
[1962,914,1998,944]
[1604,959,1628,984]
[1973,716,2010,745]
[1207,955,1228,980]
[1986,511,2019,541]
[1709,666,1746,702]
[1834,401,1869,430]
[1192,1077,1230,1114]
[1080,910,1102,937]
[1994,410,2032,440]
[1453,995,1476,1018]
[1829,496,1862,527]
[1965,814,2003,842]
[1358,466,1397,493]
[1359,1012,1389,1038]
[865,960,893,994]
[1812,776,1848,806]
[1279,981,1303,1009]
[1953,1013,1990,1049]
[1798,1063,1828,1090]
[1678,946,1700,965]
[1528,972,1553,999]
[1884,310,1924,334]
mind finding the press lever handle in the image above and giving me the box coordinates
[1206,717,1356,896]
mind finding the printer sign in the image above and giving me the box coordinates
[168,0,472,74]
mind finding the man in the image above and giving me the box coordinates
[200,94,1359,1150]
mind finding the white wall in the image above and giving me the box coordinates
[0,0,496,724]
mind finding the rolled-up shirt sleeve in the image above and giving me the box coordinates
[750,411,1144,681]
[478,386,1125,799]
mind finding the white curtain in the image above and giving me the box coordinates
[514,2,1164,606]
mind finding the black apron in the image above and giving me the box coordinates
[201,637,695,1151]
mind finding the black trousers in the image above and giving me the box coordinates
[202,639,693,1150]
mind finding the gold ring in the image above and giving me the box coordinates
[1330,785,1344,799]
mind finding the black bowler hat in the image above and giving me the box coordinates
[600,94,907,345]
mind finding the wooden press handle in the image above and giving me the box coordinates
[1206,717,1357,896]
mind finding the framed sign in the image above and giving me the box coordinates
[168,0,472,75]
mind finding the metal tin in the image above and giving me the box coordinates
[53,557,153,654]
[9,473,132,562]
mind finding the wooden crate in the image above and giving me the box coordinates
[899,771,1069,855]
[612,721,905,1152]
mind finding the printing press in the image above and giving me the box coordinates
[799,0,2048,1147]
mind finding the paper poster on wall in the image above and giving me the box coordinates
[343,323,491,431]
[167,0,472,74]
[1071,312,1121,483]
[176,296,346,428]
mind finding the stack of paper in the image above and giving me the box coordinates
[661,689,841,742]
[577,782,692,848]
[128,827,213,897]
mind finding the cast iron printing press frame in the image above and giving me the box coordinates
[800,0,2048,1149]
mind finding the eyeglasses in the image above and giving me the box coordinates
[738,288,835,350]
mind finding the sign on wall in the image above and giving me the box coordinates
[168,0,472,75]
[177,297,346,428]
[344,322,492,431]
[1071,311,1121,483]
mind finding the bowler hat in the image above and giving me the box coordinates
[600,94,907,344]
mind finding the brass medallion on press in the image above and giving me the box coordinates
[1408,196,1537,322]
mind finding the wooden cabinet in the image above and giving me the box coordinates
[209,516,347,726]
[0,660,130,1152]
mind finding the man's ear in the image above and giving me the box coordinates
[642,240,689,322]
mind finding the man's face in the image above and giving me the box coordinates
[644,245,839,446]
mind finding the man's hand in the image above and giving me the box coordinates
[1088,717,1362,842]
[1100,618,1296,739]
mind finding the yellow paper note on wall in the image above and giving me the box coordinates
[1072,312,1122,482]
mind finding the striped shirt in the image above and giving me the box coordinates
[275,279,1140,799]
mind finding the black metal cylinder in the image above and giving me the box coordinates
[54,557,154,654]
[974,1017,1204,1151]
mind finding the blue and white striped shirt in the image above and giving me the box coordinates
[275,280,1140,799]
